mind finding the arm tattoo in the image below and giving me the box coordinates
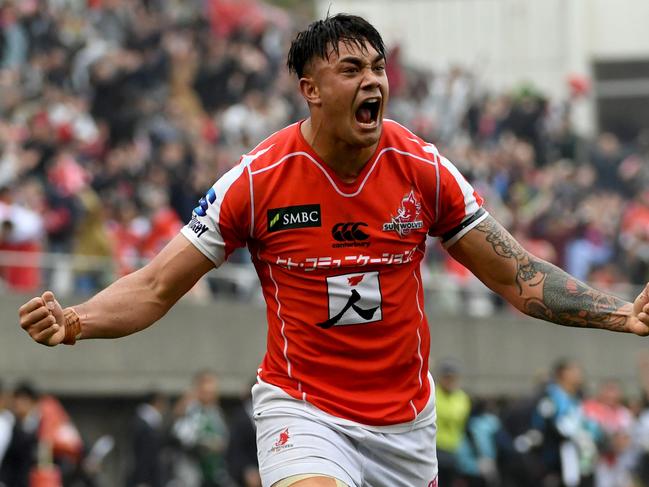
[474,217,631,332]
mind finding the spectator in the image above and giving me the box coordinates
[532,359,599,487]
[620,189,649,286]
[590,132,626,193]
[126,391,169,487]
[635,353,649,486]
[171,370,232,487]
[38,393,84,483]
[0,184,44,292]
[226,384,261,487]
[0,2,29,69]
[456,398,502,487]
[0,380,13,477]
[583,381,636,487]
[0,382,40,487]
[435,359,471,486]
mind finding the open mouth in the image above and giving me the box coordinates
[355,98,381,126]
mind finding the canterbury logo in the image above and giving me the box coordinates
[332,222,369,242]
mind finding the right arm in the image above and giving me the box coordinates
[19,234,215,345]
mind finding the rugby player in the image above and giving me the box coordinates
[18,14,649,487]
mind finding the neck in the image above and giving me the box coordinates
[301,117,378,183]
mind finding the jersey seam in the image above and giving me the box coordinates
[249,147,439,198]
[246,163,255,238]
[413,270,425,393]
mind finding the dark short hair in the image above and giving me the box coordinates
[552,358,577,379]
[14,381,39,401]
[287,13,386,78]
[193,369,218,384]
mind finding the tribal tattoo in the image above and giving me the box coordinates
[474,217,630,332]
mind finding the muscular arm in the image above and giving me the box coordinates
[19,234,216,344]
[75,234,215,339]
[448,215,649,335]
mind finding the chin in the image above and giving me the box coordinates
[351,121,382,147]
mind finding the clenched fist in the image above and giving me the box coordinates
[19,291,66,346]
[631,283,649,337]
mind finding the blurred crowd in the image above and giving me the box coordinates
[428,355,649,487]
[0,0,300,295]
[3,358,649,487]
[1,0,649,301]
[0,371,260,487]
[433,354,649,487]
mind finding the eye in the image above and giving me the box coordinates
[373,65,386,73]
[343,67,359,74]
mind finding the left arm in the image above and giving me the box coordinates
[447,215,649,336]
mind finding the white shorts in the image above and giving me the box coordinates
[252,379,438,487]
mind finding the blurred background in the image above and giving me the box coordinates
[1,0,649,486]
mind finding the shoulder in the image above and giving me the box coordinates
[381,119,442,166]
[240,122,303,173]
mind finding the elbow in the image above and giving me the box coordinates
[140,265,179,317]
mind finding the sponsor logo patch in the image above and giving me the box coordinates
[382,190,424,237]
[194,187,217,217]
[317,271,382,328]
[331,222,370,248]
[187,216,209,238]
[267,204,321,232]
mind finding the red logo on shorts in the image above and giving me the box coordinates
[268,427,293,453]
[275,428,290,447]
[427,477,438,487]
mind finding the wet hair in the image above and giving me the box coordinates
[287,13,386,78]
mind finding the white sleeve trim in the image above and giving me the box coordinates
[180,227,226,267]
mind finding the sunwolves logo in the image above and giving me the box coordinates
[269,428,293,453]
[275,428,290,447]
[382,190,423,237]
[187,216,209,238]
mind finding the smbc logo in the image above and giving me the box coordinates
[331,222,369,242]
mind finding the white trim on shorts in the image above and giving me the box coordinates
[253,376,438,487]
[253,374,436,434]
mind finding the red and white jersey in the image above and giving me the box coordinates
[181,119,486,426]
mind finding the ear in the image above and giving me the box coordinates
[298,76,321,106]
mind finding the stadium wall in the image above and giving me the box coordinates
[2,294,646,398]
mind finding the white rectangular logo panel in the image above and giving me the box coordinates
[317,271,382,328]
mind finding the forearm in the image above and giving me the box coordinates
[515,259,631,331]
[66,234,214,340]
[466,217,631,332]
[72,266,177,339]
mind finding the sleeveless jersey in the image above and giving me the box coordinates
[180,119,486,426]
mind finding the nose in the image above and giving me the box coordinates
[360,67,381,90]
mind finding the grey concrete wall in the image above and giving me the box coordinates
[2,294,647,397]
